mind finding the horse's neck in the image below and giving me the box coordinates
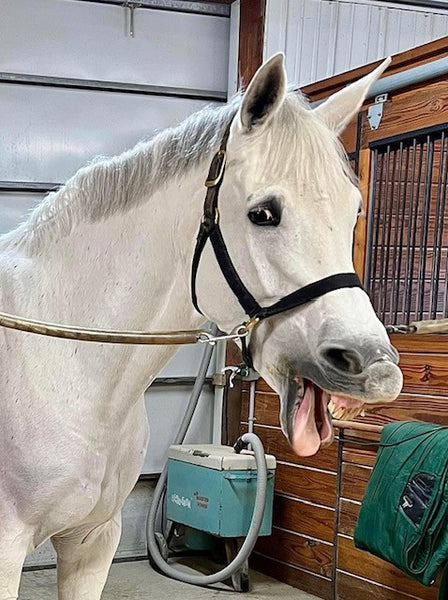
[3,168,207,415]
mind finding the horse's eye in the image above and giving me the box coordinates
[248,202,281,227]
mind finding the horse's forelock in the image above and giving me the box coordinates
[260,92,355,195]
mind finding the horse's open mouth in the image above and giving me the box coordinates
[290,377,365,457]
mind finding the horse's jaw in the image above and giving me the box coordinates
[275,355,402,457]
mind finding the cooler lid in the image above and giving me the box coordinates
[168,444,276,471]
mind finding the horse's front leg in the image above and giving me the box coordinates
[0,519,31,600]
[52,513,122,600]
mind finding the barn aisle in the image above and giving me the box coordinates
[20,561,321,599]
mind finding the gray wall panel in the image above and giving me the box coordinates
[0,84,219,183]
[265,0,448,86]
[0,0,229,93]
[0,193,43,234]
[143,386,214,474]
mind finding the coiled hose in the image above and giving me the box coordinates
[146,326,268,586]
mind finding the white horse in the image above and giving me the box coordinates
[0,54,402,599]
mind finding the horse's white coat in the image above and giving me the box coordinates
[0,55,401,599]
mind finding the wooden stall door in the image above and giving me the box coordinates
[334,58,448,600]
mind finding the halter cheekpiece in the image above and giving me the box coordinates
[190,123,364,365]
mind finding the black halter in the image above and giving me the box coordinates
[191,124,363,366]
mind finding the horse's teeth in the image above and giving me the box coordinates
[333,407,345,419]
[329,402,367,421]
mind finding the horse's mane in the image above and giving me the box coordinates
[1,91,352,253]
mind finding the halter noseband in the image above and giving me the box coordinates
[190,123,363,365]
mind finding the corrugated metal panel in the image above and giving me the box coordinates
[0,193,42,234]
[0,0,229,93]
[0,84,217,183]
[265,0,448,86]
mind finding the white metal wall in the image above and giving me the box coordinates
[0,0,231,565]
[265,0,448,86]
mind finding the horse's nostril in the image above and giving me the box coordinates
[322,347,364,375]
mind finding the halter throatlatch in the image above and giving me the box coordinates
[191,123,364,365]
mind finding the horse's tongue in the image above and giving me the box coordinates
[292,384,321,457]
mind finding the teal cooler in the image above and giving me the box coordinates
[166,444,276,538]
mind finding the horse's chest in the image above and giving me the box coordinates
[74,412,149,521]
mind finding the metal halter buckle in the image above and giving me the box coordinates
[204,150,226,188]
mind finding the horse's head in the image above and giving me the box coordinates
[196,54,402,456]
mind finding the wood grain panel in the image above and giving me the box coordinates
[224,341,243,445]
[241,424,338,472]
[338,535,439,600]
[341,463,371,502]
[238,0,265,88]
[337,571,435,600]
[275,463,337,507]
[273,494,335,543]
[340,116,358,155]
[339,498,361,537]
[241,390,279,427]
[248,379,276,394]
[345,393,448,431]
[354,148,371,280]
[256,527,333,578]
[363,78,448,145]
[251,553,332,600]
[390,335,448,354]
[400,353,448,396]
[342,443,377,467]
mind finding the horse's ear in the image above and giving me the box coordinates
[314,57,391,135]
[238,53,287,133]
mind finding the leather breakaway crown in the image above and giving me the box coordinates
[190,122,363,364]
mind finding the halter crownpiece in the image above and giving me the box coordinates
[190,123,364,364]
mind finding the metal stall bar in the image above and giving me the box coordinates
[416,136,434,319]
[333,419,384,434]
[391,142,409,323]
[366,149,383,298]
[381,144,397,322]
[368,125,448,323]
[368,57,448,101]
[402,138,419,320]
[431,133,448,317]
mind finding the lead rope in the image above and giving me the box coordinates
[0,309,251,346]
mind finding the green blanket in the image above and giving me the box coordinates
[354,421,448,597]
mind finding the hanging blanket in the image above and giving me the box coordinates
[354,421,448,598]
